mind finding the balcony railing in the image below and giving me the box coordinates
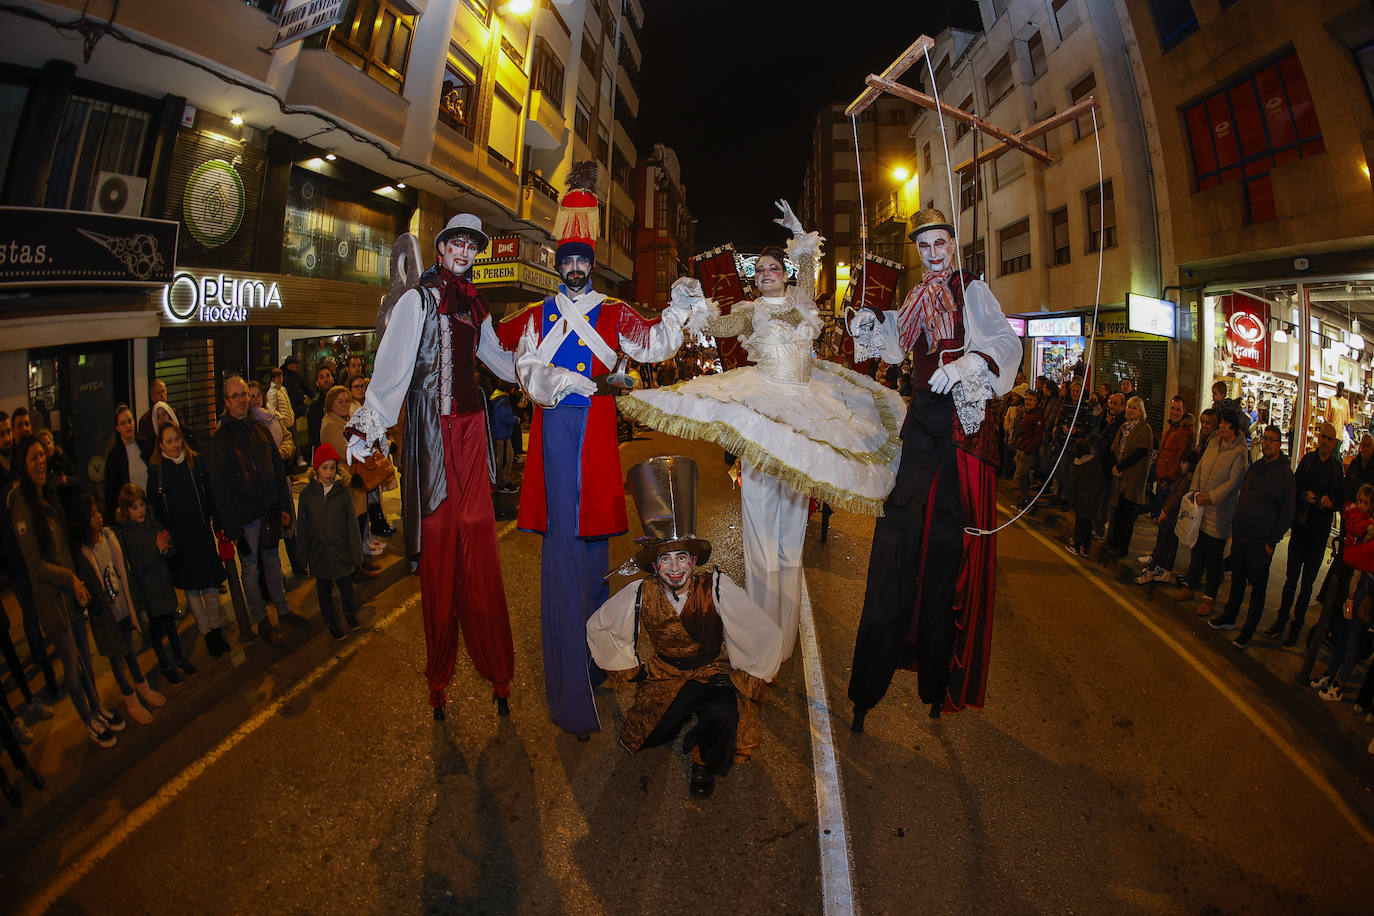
[524,169,559,201]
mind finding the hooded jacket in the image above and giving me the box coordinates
[1155,412,1196,483]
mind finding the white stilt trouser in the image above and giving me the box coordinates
[740,461,808,661]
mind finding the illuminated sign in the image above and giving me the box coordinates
[487,236,521,260]
[1224,295,1268,371]
[1026,315,1082,337]
[1006,316,1027,337]
[1126,293,1176,338]
[272,0,344,49]
[161,271,284,323]
[469,261,560,294]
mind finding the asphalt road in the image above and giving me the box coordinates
[9,430,1374,914]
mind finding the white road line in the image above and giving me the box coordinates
[798,576,858,915]
[22,592,425,916]
[1008,507,1374,846]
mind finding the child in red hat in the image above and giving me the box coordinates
[296,444,363,639]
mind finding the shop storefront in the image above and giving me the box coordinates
[1202,276,1374,458]
[0,206,173,498]
[1025,314,1087,384]
[469,233,562,316]
[1092,309,1172,437]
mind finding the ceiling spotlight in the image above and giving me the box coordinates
[1272,326,1288,344]
[230,111,244,126]
[396,181,406,189]
[324,150,337,161]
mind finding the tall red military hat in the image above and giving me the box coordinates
[554,160,600,265]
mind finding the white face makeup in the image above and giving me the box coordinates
[439,235,481,275]
[654,549,697,591]
[915,227,953,272]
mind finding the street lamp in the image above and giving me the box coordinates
[502,0,534,14]
[892,166,909,182]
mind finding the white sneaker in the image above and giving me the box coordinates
[1319,682,1344,702]
[1134,568,1155,585]
[86,718,117,748]
[1151,568,1175,583]
[1310,674,1331,690]
[1137,554,1155,566]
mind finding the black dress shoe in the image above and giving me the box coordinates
[1262,622,1286,639]
[20,765,44,791]
[256,620,281,646]
[929,702,943,720]
[493,694,510,717]
[689,763,715,799]
[1283,627,1301,648]
[433,705,446,721]
[850,707,868,733]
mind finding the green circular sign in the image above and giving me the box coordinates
[183,159,245,248]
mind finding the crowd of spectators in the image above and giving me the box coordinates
[997,368,1374,752]
[0,351,432,821]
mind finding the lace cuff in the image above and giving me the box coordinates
[346,404,390,451]
[951,354,996,435]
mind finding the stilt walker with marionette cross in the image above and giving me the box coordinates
[843,38,1099,728]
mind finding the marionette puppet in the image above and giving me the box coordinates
[619,201,904,663]
[495,163,698,739]
[846,209,1021,728]
[586,456,784,799]
[346,216,517,722]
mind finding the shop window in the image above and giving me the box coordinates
[574,97,592,145]
[1052,0,1081,41]
[1027,31,1048,80]
[999,218,1031,275]
[439,49,481,139]
[1183,50,1324,224]
[984,55,1014,109]
[1070,73,1100,139]
[310,0,416,95]
[959,167,983,211]
[488,89,521,170]
[1086,180,1116,251]
[283,167,408,288]
[961,238,986,277]
[44,95,151,211]
[532,38,566,107]
[955,95,974,140]
[1146,0,1199,53]
[1050,207,1070,265]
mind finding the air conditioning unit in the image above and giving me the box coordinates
[91,171,148,217]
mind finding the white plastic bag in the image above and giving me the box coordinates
[1175,491,1202,549]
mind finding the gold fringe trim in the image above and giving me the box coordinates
[617,361,904,517]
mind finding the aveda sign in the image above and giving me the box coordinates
[161,271,284,323]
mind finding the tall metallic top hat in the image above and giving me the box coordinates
[627,455,712,573]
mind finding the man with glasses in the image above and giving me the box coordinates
[1270,421,1344,645]
[206,375,296,646]
[1209,424,1295,647]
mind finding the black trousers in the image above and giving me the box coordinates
[1105,496,1141,555]
[849,393,964,710]
[1221,539,1274,639]
[1277,525,1328,631]
[0,707,31,772]
[0,620,35,718]
[315,577,356,629]
[146,614,185,671]
[640,677,739,776]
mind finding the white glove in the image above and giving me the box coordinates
[552,369,597,403]
[929,363,957,395]
[847,307,878,339]
[670,276,705,307]
[345,434,374,466]
[773,199,804,236]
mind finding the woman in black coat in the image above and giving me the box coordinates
[146,421,230,657]
[104,405,152,519]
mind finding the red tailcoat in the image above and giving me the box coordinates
[497,297,657,538]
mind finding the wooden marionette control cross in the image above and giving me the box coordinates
[845,35,1100,172]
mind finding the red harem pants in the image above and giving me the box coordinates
[419,411,514,707]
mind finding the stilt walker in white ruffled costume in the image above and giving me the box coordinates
[618,202,905,661]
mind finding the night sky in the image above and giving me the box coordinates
[636,0,982,252]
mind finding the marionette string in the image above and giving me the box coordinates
[965,105,1106,537]
[850,113,869,312]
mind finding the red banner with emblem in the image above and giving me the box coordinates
[838,253,907,372]
[1224,294,1269,371]
[692,244,752,370]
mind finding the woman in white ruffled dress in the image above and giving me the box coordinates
[618,201,904,661]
